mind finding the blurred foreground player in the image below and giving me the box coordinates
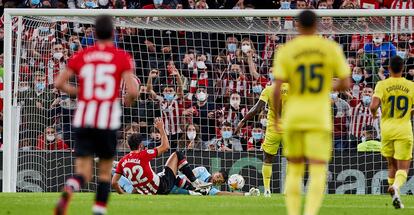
[112,118,211,195]
[273,10,351,215]
[370,56,414,209]
[54,15,139,215]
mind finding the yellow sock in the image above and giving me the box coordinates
[388,178,395,186]
[393,170,407,190]
[285,162,305,215]
[262,163,272,191]
[304,164,327,215]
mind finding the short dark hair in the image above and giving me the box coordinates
[222,121,232,128]
[219,170,229,183]
[128,133,143,150]
[389,56,404,74]
[298,10,317,29]
[150,126,160,134]
[95,15,113,40]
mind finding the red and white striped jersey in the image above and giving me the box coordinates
[67,44,134,130]
[350,102,379,138]
[389,0,414,33]
[219,76,251,98]
[115,149,160,195]
[160,99,184,135]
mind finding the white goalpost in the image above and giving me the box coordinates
[2,8,414,193]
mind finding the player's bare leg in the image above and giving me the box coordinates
[93,158,114,215]
[165,152,211,189]
[285,157,305,215]
[388,158,410,209]
[303,159,327,215]
[262,152,275,197]
[386,157,397,187]
[55,157,93,215]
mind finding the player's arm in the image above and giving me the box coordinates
[154,117,170,156]
[370,83,382,119]
[54,68,78,96]
[122,70,139,106]
[273,80,283,131]
[235,100,266,134]
[111,173,126,194]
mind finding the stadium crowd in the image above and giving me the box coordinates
[0,0,413,153]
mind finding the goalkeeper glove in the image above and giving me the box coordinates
[244,188,260,196]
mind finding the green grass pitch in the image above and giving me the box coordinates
[0,193,413,215]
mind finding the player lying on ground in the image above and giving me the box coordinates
[273,10,351,215]
[235,77,288,197]
[115,165,260,196]
[370,56,414,209]
[54,15,139,215]
[112,118,211,195]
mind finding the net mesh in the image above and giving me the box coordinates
[7,14,414,194]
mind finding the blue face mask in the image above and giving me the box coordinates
[280,2,291,9]
[31,0,40,5]
[330,93,338,100]
[252,132,263,140]
[268,73,275,81]
[252,85,263,94]
[222,130,232,139]
[154,0,163,5]
[352,74,362,82]
[362,95,371,105]
[227,43,237,53]
[164,93,175,101]
[70,43,78,51]
[36,82,45,91]
[85,1,96,8]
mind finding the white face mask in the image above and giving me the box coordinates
[196,92,207,102]
[19,86,29,92]
[46,135,55,142]
[187,131,196,140]
[188,60,195,69]
[230,100,240,109]
[241,45,251,54]
[53,52,63,60]
[260,118,267,127]
[373,37,383,44]
[196,61,207,69]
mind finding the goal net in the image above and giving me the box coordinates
[3,9,414,194]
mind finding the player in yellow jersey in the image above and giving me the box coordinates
[235,78,288,197]
[273,10,351,215]
[370,56,414,209]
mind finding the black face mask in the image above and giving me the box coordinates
[140,93,149,101]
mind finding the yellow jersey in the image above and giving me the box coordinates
[259,83,289,130]
[273,35,350,131]
[373,77,414,140]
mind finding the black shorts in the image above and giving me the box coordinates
[156,166,176,195]
[74,128,117,159]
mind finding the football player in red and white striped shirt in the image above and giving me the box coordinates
[54,15,139,215]
[112,118,211,195]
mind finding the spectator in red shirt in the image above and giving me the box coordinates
[36,126,69,150]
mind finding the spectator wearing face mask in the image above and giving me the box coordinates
[191,87,216,142]
[20,72,56,146]
[81,26,95,47]
[344,66,366,100]
[20,0,44,8]
[178,123,204,150]
[247,123,265,151]
[360,33,396,74]
[82,0,99,8]
[31,23,55,60]
[207,122,243,152]
[219,64,251,99]
[143,0,171,8]
[317,0,329,8]
[220,36,239,65]
[143,127,162,149]
[46,43,67,86]
[394,33,411,60]
[331,91,351,150]
[157,70,185,149]
[350,86,381,146]
[36,126,69,150]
